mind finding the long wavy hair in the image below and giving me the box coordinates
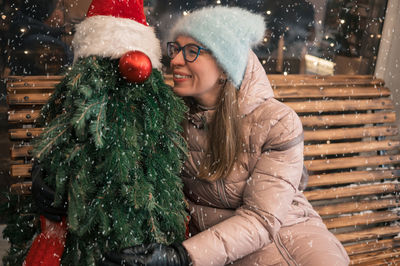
[197,80,243,182]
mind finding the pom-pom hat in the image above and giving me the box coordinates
[72,0,161,69]
[170,6,266,88]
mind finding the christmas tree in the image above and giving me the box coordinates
[2,0,188,265]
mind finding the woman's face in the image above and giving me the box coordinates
[170,36,223,107]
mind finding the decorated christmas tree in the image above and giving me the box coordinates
[2,0,188,265]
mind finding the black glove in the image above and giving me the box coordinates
[99,243,191,266]
[31,160,68,222]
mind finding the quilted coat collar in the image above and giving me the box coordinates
[238,50,274,115]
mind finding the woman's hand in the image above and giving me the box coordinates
[99,243,190,266]
[31,160,68,222]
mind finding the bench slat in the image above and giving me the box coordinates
[7,75,64,81]
[7,80,59,89]
[274,81,386,88]
[308,170,400,187]
[335,226,400,243]
[7,88,56,94]
[349,249,400,265]
[9,182,31,195]
[300,112,396,127]
[345,238,400,256]
[304,154,400,171]
[8,110,41,123]
[268,74,382,81]
[304,126,398,141]
[356,257,400,266]
[286,98,393,113]
[11,145,34,159]
[304,140,400,156]
[268,75,384,87]
[314,198,399,216]
[274,87,391,99]
[323,210,400,229]
[7,93,52,105]
[10,164,32,178]
[9,128,44,140]
[269,74,376,80]
[304,183,400,201]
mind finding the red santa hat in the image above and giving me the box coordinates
[72,0,161,69]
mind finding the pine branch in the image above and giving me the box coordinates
[94,96,107,148]
[166,132,188,157]
[35,126,70,158]
[70,73,82,87]
[75,100,100,125]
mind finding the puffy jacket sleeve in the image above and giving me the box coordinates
[182,107,304,265]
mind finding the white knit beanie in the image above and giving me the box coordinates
[170,6,265,88]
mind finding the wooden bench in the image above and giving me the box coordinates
[6,74,400,265]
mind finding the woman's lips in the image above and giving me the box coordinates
[173,72,192,82]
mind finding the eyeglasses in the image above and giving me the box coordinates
[167,42,209,62]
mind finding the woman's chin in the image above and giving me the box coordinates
[172,86,192,97]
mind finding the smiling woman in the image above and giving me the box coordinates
[101,6,350,266]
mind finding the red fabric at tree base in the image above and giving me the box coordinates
[24,216,67,266]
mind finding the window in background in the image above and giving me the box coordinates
[320,0,387,75]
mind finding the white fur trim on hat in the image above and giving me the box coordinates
[170,6,265,87]
[72,15,161,69]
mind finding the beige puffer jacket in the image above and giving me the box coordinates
[180,51,329,265]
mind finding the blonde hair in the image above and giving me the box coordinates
[197,80,243,182]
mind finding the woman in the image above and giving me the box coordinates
[102,6,350,266]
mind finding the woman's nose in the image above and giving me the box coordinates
[170,50,185,66]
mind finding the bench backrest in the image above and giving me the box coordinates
[268,74,400,265]
[6,74,400,265]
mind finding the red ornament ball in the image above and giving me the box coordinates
[119,51,152,83]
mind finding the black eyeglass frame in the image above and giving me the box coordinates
[167,42,210,63]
